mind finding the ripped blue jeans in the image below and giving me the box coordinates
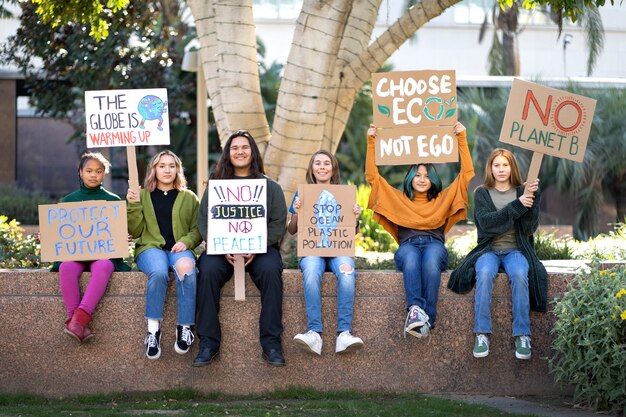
[137,247,197,325]
[299,256,356,333]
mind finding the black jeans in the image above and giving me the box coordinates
[196,246,284,352]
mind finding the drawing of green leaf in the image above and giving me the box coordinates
[445,108,456,119]
[377,105,391,117]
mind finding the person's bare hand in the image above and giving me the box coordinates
[171,242,188,253]
[367,124,378,138]
[126,185,141,203]
[519,193,535,208]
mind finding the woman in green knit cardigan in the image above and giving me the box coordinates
[448,148,547,361]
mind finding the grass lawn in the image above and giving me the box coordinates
[0,388,543,417]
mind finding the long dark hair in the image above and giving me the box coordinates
[402,163,442,201]
[211,130,265,179]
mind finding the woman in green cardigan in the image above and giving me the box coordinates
[53,152,130,343]
[448,148,546,361]
[127,150,202,360]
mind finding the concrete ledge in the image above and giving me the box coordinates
[0,268,575,397]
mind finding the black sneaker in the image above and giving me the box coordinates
[174,325,194,355]
[145,330,161,360]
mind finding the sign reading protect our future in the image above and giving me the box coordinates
[85,88,170,148]
[500,79,597,162]
[372,70,459,165]
[206,179,267,254]
[38,200,129,262]
[297,184,356,257]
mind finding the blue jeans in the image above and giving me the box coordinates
[299,256,356,333]
[394,236,448,327]
[136,248,197,325]
[474,249,530,336]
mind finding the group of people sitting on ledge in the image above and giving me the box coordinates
[51,123,546,367]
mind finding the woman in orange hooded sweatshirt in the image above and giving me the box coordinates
[366,122,474,338]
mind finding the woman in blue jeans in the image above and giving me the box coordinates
[366,123,474,338]
[127,150,202,360]
[448,148,547,360]
[288,150,364,355]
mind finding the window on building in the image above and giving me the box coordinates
[253,0,303,20]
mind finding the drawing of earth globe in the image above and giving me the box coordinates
[138,95,165,120]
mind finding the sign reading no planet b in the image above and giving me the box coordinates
[372,70,458,165]
[38,201,129,262]
[500,79,596,162]
[207,179,267,255]
[297,184,356,257]
[85,88,170,148]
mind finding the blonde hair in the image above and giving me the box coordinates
[143,150,187,192]
[483,148,523,188]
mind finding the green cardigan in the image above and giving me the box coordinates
[447,185,548,312]
[127,188,202,258]
[50,183,131,272]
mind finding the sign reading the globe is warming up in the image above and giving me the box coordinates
[372,70,458,165]
[500,79,596,162]
[297,184,356,257]
[85,88,170,148]
[38,200,129,262]
[206,179,268,255]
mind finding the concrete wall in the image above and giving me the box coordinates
[0,269,574,398]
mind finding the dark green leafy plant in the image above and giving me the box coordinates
[0,185,55,225]
[0,216,47,269]
[533,231,573,260]
[549,264,626,414]
[355,184,398,253]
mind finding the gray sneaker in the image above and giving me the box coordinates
[473,334,489,358]
[515,335,531,359]
[404,305,429,338]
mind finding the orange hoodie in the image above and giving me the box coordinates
[365,130,475,243]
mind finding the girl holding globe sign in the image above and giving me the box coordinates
[288,150,365,355]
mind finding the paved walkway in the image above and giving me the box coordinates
[440,395,606,417]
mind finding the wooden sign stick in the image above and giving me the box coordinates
[234,255,245,301]
[525,151,544,196]
[126,146,141,196]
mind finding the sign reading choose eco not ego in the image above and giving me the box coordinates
[372,70,459,165]
[38,200,129,262]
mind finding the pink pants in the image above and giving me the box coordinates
[58,260,114,317]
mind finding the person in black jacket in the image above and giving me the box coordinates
[448,148,546,360]
[194,130,287,367]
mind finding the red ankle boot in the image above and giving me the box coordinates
[64,308,93,343]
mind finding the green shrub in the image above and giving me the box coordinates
[0,185,54,225]
[0,216,47,269]
[549,264,626,414]
[355,184,398,253]
[569,222,626,261]
[533,231,573,260]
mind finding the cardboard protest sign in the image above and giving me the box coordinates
[206,179,267,255]
[297,184,356,257]
[373,125,459,165]
[85,88,170,148]
[38,200,128,262]
[500,79,596,163]
[372,70,458,165]
[372,70,457,129]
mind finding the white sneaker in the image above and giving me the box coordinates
[293,330,322,355]
[335,330,364,354]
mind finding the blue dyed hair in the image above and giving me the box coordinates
[402,164,442,201]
